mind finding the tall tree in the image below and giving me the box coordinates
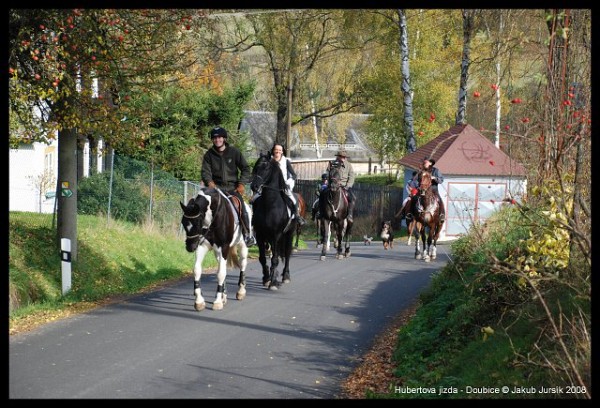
[9,9,203,259]
[200,9,379,151]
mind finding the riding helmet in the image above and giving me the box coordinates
[210,126,228,139]
[321,172,328,180]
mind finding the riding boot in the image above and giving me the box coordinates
[293,202,306,226]
[241,208,256,247]
[347,200,355,223]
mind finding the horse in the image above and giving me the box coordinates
[250,152,296,290]
[409,170,444,262]
[394,197,419,246]
[293,192,307,251]
[180,188,249,310]
[318,162,352,260]
[311,197,332,248]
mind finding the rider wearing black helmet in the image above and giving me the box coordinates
[315,172,329,197]
[201,126,256,246]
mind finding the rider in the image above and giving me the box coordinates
[271,143,306,226]
[315,172,328,197]
[419,157,445,222]
[327,149,356,222]
[201,126,256,246]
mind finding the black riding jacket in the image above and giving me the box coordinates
[201,143,251,189]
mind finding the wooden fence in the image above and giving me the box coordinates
[294,179,403,229]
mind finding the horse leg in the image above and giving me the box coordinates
[269,245,281,290]
[258,238,270,287]
[320,220,331,261]
[423,227,431,262]
[407,221,413,246]
[236,242,249,301]
[293,223,301,252]
[336,223,344,259]
[192,245,209,311]
[282,239,292,283]
[344,223,352,258]
[212,249,228,310]
[414,225,423,260]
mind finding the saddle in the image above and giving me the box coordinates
[225,193,244,224]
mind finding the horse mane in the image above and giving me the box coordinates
[252,153,287,193]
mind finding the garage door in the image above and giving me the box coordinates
[446,182,506,236]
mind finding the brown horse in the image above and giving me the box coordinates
[293,192,307,251]
[409,170,444,262]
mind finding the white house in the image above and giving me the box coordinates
[9,137,105,214]
[398,124,528,241]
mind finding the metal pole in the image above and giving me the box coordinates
[107,147,115,225]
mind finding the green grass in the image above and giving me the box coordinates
[9,212,206,326]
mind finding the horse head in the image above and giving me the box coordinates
[327,163,342,193]
[251,152,272,193]
[418,170,432,195]
[180,192,212,252]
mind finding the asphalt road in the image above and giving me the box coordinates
[9,240,450,399]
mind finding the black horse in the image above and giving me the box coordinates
[180,188,249,310]
[318,163,353,260]
[250,152,296,290]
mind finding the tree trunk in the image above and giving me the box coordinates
[398,9,416,154]
[542,9,571,179]
[57,127,78,261]
[456,9,474,126]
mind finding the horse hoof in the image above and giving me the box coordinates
[283,278,291,284]
[320,256,326,261]
[194,302,206,311]
[213,302,224,310]
[269,284,279,291]
[263,280,271,287]
[236,292,246,301]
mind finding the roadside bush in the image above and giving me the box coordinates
[78,171,147,223]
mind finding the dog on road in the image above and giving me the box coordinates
[380,220,394,250]
[363,235,373,245]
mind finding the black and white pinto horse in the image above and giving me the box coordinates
[409,170,444,262]
[180,188,250,310]
[250,152,296,290]
[318,163,353,260]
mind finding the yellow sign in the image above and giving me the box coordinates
[62,181,69,189]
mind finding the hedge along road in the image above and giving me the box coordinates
[10,240,450,399]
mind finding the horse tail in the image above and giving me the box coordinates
[227,245,241,269]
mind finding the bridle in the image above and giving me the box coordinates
[182,192,222,245]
